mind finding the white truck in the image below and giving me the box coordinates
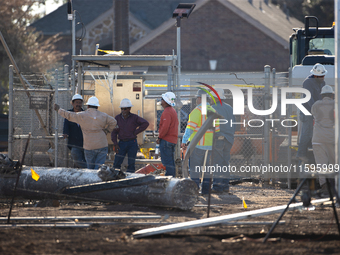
[290,16,334,87]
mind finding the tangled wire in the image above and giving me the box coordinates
[0,154,20,175]
[97,165,126,182]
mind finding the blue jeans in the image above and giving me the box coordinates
[159,139,176,177]
[297,111,313,158]
[212,139,232,191]
[189,147,212,194]
[114,139,138,173]
[84,147,108,170]
[70,147,87,168]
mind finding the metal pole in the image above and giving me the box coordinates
[335,0,340,198]
[7,133,31,224]
[8,65,13,159]
[172,50,177,91]
[271,68,276,168]
[287,68,293,189]
[0,31,32,89]
[175,17,182,177]
[64,65,69,89]
[326,178,340,235]
[0,169,198,210]
[78,62,83,95]
[207,128,217,218]
[263,178,307,243]
[55,69,59,167]
[64,64,69,167]
[167,66,172,91]
[263,65,271,182]
[71,10,76,95]
[30,103,34,165]
[176,16,181,82]
[64,64,70,108]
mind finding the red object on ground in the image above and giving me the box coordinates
[136,163,166,174]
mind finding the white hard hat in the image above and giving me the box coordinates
[72,94,83,101]
[321,85,334,94]
[212,88,226,99]
[119,98,133,108]
[161,92,176,106]
[310,63,328,76]
[86,96,100,107]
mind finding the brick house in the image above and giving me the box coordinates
[30,0,303,72]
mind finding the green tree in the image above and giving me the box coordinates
[0,0,65,113]
[272,0,334,26]
[302,0,334,26]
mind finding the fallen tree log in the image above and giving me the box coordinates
[0,167,198,210]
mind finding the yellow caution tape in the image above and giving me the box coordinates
[98,49,124,55]
[144,84,264,88]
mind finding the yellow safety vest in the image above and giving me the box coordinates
[187,105,220,146]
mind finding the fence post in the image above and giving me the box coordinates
[287,67,293,189]
[64,64,69,89]
[271,68,276,168]
[167,66,172,91]
[78,62,83,94]
[64,64,69,167]
[54,69,59,167]
[263,65,271,182]
[8,65,13,159]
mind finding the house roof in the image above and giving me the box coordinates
[129,0,194,29]
[31,0,303,49]
[30,0,189,35]
[131,0,304,52]
[220,0,303,48]
[30,0,113,35]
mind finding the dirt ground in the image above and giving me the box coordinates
[0,181,340,255]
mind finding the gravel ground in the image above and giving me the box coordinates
[0,181,339,254]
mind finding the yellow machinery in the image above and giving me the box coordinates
[83,74,156,146]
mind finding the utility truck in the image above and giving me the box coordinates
[290,16,334,86]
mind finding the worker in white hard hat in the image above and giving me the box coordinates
[111,98,149,173]
[62,94,87,168]
[311,85,336,196]
[297,63,327,163]
[157,92,179,177]
[54,96,117,169]
[210,87,235,193]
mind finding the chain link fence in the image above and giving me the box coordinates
[9,68,72,167]
[151,69,296,181]
[8,67,297,183]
